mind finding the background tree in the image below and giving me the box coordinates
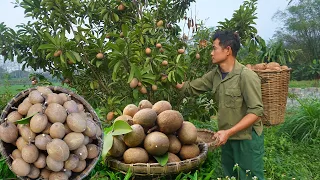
[273,0,320,80]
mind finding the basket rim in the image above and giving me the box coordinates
[106,143,208,176]
[252,68,292,73]
[0,85,104,180]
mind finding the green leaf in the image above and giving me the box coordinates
[133,89,139,99]
[71,51,82,62]
[102,132,113,160]
[16,112,38,124]
[122,24,129,37]
[112,61,121,81]
[111,120,132,136]
[154,152,168,166]
[44,32,56,45]
[127,64,135,83]
[38,44,56,50]
[176,54,182,63]
[66,51,76,64]
[113,13,119,22]
[96,61,103,68]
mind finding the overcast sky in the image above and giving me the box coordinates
[0,0,289,40]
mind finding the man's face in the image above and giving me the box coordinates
[210,39,230,64]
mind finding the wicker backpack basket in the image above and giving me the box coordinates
[0,86,103,180]
[105,143,208,176]
[253,68,292,126]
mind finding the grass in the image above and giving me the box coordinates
[289,80,319,88]
[0,81,319,179]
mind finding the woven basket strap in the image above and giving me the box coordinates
[146,163,150,175]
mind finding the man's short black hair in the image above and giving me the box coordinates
[213,30,240,57]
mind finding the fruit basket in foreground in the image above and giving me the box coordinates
[106,143,208,176]
[0,86,103,180]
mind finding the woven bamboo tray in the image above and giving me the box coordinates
[106,143,208,176]
[0,86,103,180]
[253,68,291,126]
[196,129,217,151]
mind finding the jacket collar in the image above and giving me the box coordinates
[215,60,244,81]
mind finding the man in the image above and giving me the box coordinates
[176,30,264,179]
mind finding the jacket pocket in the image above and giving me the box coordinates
[225,88,243,108]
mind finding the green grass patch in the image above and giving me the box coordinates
[289,80,319,88]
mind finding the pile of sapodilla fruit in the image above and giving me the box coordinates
[108,100,200,165]
[246,62,289,71]
[0,86,102,180]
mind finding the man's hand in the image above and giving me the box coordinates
[175,82,185,89]
[212,130,231,147]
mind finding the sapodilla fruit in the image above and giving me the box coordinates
[29,90,44,104]
[114,115,133,125]
[54,50,62,57]
[49,172,68,180]
[46,156,64,172]
[27,103,43,117]
[138,99,153,109]
[64,100,79,113]
[42,122,52,134]
[28,165,40,179]
[152,85,158,91]
[0,122,18,143]
[50,122,66,139]
[145,47,151,55]
[18,100,32,115]
[74,145,88,160]
[196,53,200,60]
[12,149,22,159]
[168,134,182,154]
[157,110,183,134]
[64,154,80,170]
[16,137,28,151]
[86,144,99,159]
[161,60,168,66]
[168,152,181,163]
[46,93,63,105]
[96,52,104,59]
[83,136,90,145]
[12,158,31,176]
[63,132,85,150]
[84,119,97,137]
[46,139,70,161]
[139,86,147,94]
[156,43,162,48]
[157,20,164,27]
[34,153,46,169]
[179,144,200,160]
[109,136,126,158]
[132,108,157,130]
[59,93,71,103]
[106,111,114,121]
[35,134,52,150]
[72,160,86,173]
[19,124,36,141]
[123,147,149,164]
[30,113,48,133]
[177,49,185,54]
[66,113,87,132]
[40,169,52,179]
[37,86,53,96]
[118,3,125,11]
[123,104,139,117]
[124,124,145,147]
[22,144,39,163]
[130,78,139,88]
[45,103,67,123]
[7,111,23,123]
[152,100,172,114]
[144,131,169,156]
[177,121,197,145]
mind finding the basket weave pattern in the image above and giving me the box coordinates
[253,69,291,126]
[0,86,103,180]
[106,143,208,176]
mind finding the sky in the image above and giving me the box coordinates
[0,0,289,40]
